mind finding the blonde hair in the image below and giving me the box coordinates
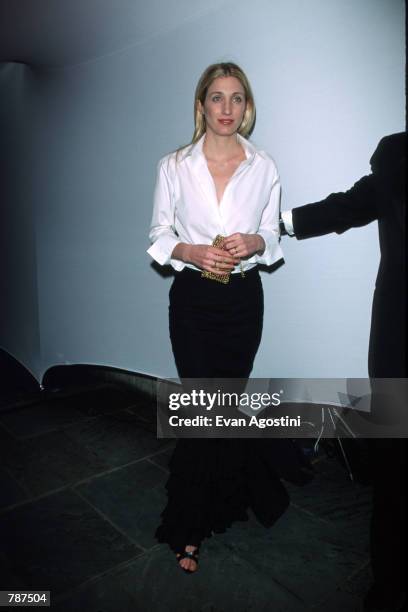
[175,62,256,160]
[192,62,256,143]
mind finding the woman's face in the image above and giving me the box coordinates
[199,76,246,138]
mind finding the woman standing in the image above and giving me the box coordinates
[148,62,289,572]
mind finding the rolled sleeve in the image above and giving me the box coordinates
[255,174,284,265]
[147,159,184,270]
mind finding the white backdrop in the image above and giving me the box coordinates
[0,0,404,382]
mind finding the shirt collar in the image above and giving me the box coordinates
[179,132,266,163]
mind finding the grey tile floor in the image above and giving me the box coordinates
[0,385,372,611]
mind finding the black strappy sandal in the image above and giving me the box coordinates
[176,547,199,574]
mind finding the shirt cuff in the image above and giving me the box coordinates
[147,236,185,271]
[255,230,284,266]
[281,210,295,236]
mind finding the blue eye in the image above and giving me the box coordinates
[233,96,243,103]
[212,95,221,102]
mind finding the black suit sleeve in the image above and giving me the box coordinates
[292,174,379,240]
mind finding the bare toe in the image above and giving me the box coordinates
[176,545,199,572]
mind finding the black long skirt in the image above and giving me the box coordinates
[155,267,296,553]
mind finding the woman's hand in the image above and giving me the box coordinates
[172,243,239,275]
[223,233,265,259]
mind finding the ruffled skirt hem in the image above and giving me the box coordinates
[154,438,306,553]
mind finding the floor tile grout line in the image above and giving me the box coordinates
[2,403,157,442]
[0,420,19,438]
[51,551,149,606]
[52,543,164,606]
[309,558,371,609]
[289,501,348,526]
[146,457,170,474]
[0,447,172,515]
[0,461,364,527]
[0,386,149,413]
[0,463,32,499]
[343,558,371,583]
[9,415,100,441]
[211,546,308,606]
[72,487,149,552]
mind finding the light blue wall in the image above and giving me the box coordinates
[0,0,404,381]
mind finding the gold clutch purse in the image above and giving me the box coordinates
[201,235,230,284]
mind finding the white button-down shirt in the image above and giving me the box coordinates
[147,133,284,272]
